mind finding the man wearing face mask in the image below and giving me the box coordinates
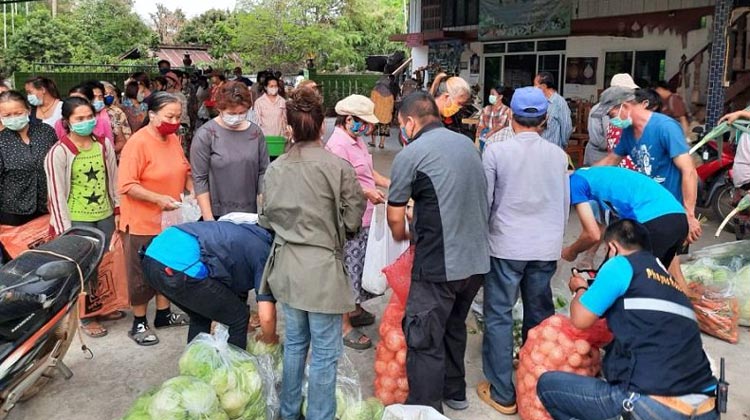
[540,219,718,420]
[253,75,287,137]
[157,60,171,76]
[326,94,391,350]
[562,167,689,290]
[594,86,701,283]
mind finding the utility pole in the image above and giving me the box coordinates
[51,0,57,18]
[3,4,6,50]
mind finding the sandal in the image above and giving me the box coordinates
[343,328,372,350]
[379,144,385,149]
[80,319,108,338]
[99,311,126,322]
[128,323,159,346]
[154,312,189,329]
[349,309,375,327]
[476,381,517,415]
[368,142,376,147]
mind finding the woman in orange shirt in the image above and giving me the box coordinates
[117,92,193,346]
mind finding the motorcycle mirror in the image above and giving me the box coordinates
[35,261,75,281]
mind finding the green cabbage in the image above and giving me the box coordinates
[122,390,155,420]
[366,397,384,420]
[208,360,264,419]
[734,265,750,325]
[147,376,225,420]
[341,400,373,420]
[179,342,223,382]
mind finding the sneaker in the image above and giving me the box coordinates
[444,398,469,411]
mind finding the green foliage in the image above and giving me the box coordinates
[71,0,152,57]
[175,9,239,59]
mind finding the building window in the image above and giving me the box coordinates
[604,50,666,87]
[442,0,478,27]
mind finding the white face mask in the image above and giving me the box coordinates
[267,87,279,96]
[221,113,246,127]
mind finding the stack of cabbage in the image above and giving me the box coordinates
[122,325,277,420]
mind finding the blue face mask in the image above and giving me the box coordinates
[350,120,368,137]
[70,119,96,136]
[400,126,410,142]
[92,100,105,112]
[103,95,115,106]
[610,105,632,129]
[27,94,42,107]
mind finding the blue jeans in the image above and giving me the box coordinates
[280,304,343,420]
[482,257,556,404]
[537,372,719,420]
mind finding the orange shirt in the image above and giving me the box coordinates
[117,127,190,235]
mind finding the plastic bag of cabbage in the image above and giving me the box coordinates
[683,240,750,326]
[122,377,229,420]
[178,325,279,419]
[246,334,283,384]
[300,353,385,420]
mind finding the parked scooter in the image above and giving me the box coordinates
[691,126,737,226]
[0,227,105,418]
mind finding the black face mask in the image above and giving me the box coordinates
[159,68,170,75]
[599,244,619,270]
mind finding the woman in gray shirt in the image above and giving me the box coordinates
[191,81,270,220]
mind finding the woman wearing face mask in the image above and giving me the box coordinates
[45,97,121,337]
[191,81,269,221]
[122,80,148,133]
[254,75,287,137]
[101,81,132,158]
[475,85,512,150]
[53,81,114,144]
[429,73,472,134]
[24,77,63,128]
[0,91,57,226]
[118,92,192,346]
[326,94,391,350]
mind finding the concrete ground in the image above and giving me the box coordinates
[8,125,750,420]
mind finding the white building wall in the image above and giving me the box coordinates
[563,24,711,100]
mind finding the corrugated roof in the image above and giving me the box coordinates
[154,46,214,67]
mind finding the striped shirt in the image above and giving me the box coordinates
[541,92,573,149]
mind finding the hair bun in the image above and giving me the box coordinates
[287,88,322,113]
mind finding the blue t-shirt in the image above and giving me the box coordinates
[614,112,689,202]
[579,256,632,316]
[570,167,685,222]
[144,227,209,279]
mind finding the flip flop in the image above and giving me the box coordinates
[154,312,189,329]
[80,319,108,338]
[343,329,372,350]
[477,381,517,415]
[368,142,376,147]
[128,325,159,346]
[349,309,376,328]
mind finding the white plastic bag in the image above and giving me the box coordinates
[362,204,410,295]
[161,194,202,229]
[382,404,451,420]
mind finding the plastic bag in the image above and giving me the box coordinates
[0,215,53,258]
[381,404,450,420]
[516,314,612,420]
[148,376,227,420]
[161,194,202,230]
[374,295,409,406]
[687,282,740,343]
[682,241,750,326]
[178,324,279,420]
[82,233,129,318]
[362,204,410,296]
[301,352,379,419]
[383,246,415,305]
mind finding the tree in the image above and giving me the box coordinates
[150,3,186,44]
[175,9,238,58]
[0,9,103,74]
[70,0,153,57]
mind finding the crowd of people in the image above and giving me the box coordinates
[0,64,726,420]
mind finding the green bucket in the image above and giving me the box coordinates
[266,136,286,157]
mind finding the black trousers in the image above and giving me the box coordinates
[403,275,483,413]
[642,213,689,267]
[141,256,249,349]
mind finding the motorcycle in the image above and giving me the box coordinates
[0,227,105,418]
[692,126,736,225]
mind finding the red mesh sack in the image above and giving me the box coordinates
[382,246,414,304]
[374,295,409,405]
[516,314,613,420]
[688,282,740,344]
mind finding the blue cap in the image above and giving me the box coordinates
[510,87,548,118]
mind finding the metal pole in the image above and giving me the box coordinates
[3,4,6,50]
[51,0,57,18]
[11,2,14,34]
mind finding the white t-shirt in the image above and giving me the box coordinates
[734,132,750,187]
[41,101,63,128]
